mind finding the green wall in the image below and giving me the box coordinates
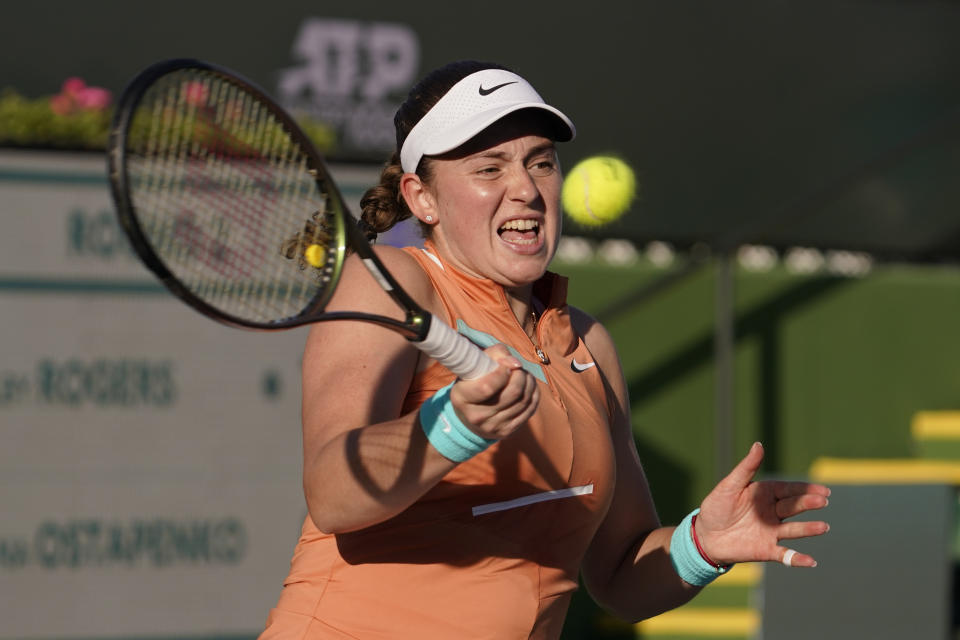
[557,257,960,523]
[553,256,960,637]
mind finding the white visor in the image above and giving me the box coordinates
[399,68,576,174]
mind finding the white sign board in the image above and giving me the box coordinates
[0,151,379,638]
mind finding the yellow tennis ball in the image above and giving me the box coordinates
[304,244,324,268]
[562,156,636,226]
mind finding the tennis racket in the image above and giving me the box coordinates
[107,58,496,379]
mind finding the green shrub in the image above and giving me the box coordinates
[0,88,112,150]
[0,81,337,154]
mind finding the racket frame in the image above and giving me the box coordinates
[108,58,431,341]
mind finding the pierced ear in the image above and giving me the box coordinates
[399,173,438,224]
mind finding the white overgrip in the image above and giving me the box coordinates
[417,317,498,380]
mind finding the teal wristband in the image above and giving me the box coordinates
[669,509,732,586]
[419,382,495,463]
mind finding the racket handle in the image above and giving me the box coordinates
[417,318,499,380]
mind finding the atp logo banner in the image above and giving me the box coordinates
[278,18,420,158]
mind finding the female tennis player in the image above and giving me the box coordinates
[260,60,830,639]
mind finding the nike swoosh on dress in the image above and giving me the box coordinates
[570,359,596,373]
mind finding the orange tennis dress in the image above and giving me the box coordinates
[261,244,616,639]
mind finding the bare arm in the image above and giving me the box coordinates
[574,308,831,621]
[301,246,537,534]
[573,309,699,620]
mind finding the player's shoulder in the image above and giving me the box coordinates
[568,305,607,343]
[369,243,419,269]
[371,244,430,284]
[568,305,620,368]
[366,244,440,309]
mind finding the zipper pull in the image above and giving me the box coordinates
[535,346,550,365]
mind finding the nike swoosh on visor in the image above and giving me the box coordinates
[478,81,518,96]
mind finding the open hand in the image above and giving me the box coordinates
[695,442,830,568]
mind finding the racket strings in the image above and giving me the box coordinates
[279,201,337,268]
[124,68,340,324]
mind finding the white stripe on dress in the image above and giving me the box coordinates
[471,484,594,517]
[420,248,444,269]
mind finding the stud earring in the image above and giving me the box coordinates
[425,215,434,222]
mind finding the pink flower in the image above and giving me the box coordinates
[183,81,209,106]
[61,77,87,98]
[49,76,113,115]
[77,87,111,110]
